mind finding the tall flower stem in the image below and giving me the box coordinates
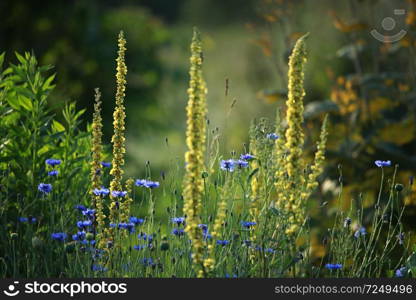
[105,31,128,247]
[182,27,208,277]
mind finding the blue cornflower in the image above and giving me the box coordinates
[19,216,36,224]
[198,224,208,232]
[141,258,155,267]
[93,188,110,197]
[225,273,238,278]
[266,133,279,140]
[241,221,257,229]
[138,233,153,242]
[133,245,147,251]
[77,220,92,229]
[100,161,111,168]
[111,191,127,198]
[397,232,405,245]
[374,160,391,168]
[48,170,59,176]
[130,217,145,225]
[135,179,160,189]
[38,183,52,194]
[45,159,61,167]
[72,231,86,241]
[51,232,67,241]
[135,179,147,187]
[240,153,255,161]
[75,204,87,212]
[216,240,230,246]
[93,188,101,196]
[92,264,108,272]
[80,239,96,245]
[92,188,101,196]
[203,232,212,240]
[395,267,407,277]
[82,208,96,219]
[235,160,249,168]
[171,228,185,236]
[354,227,367,238]
[118,222,135,233]
[172,217,186,225]
[325,263,342,270]
[145,180,160,189]
[220,159,235,172]
[264,248,275,253]
[243,240,252,247]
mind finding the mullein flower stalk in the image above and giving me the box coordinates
[275,34,308,236]
[182,27,207,277]
[304,115,329,197]
[90,88,106,247]
[120,178,134,223]
[106,31,128,245]
[203,176,230,276]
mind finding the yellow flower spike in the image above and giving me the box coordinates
[182,27,207,276]
[284,33,308,180]
[119,178,134,224]
[107,31,128,245]
[273,34,329,238]
[90,88,106,248]
[305,115,329,195]
[90,88,103,193]
[203,176,231,275]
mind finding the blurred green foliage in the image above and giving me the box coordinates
[0,0,169,139]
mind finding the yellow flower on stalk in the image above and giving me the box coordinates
[284,33,308,180]
[182,27,207,276]
[305,115,329,195]
[90,88,103,193]
[203,177,230,275]
[119,177,134,223]
[274,34,329,236]
[274,34,311,236]
[105,31,128,245]
[90,88,106,247]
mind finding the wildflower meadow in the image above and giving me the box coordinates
[1,10,416,279]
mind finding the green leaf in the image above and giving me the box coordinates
[42,73,56,91]
[18,95,33,111]
[0,52,5,70]
[15,52,26,65]
[6,95,21,110]
[247,168,259,184]
[52,120,66,133]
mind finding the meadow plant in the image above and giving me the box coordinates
[274,34,329,237]
[105,31,128,247]
[182,27,208,277]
